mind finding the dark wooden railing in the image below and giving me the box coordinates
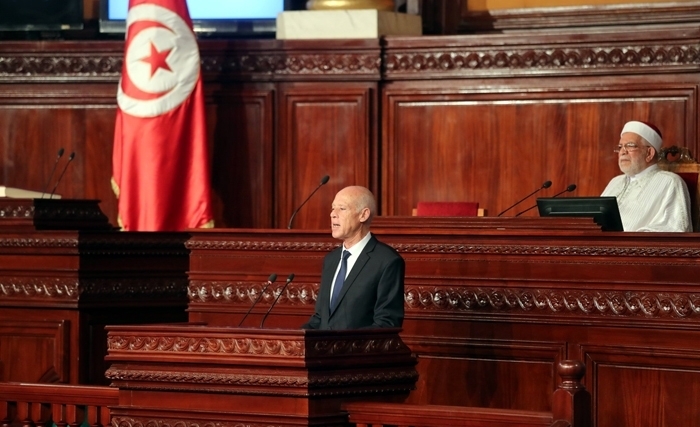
[0,383,117,427]
[343,360,590,427]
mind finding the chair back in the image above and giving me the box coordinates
[415,201,481,217]
[658,146,700,231]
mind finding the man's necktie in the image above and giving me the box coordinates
[330,250,351,311]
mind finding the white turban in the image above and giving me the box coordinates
[621,121,663,152]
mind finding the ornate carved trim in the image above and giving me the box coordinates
[0,237,79,248]
[81,278,188,298]
[112,417,285,427]
[0,277,186,300]
[0,51,380,82]
[189,240,700,257]
[0,277,79,300]
[108,336,306,356]
[406,286,700,319]
[391,243,700,258]
[202,52,382,80]
[186,240,338,251]
[188,281,317,305]
[384,44,700,78]
[105,368,418,392]
[108,334,409,357]
[0,55,123,80]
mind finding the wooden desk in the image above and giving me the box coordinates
[0,213,190,384]
[186,219,700,427]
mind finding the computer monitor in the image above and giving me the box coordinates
[536,197,624,231]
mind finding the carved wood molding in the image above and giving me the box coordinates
[406,286,700,319]
[201,52,382,81]
[186,240,337,251]
[112,417,282,427]
[107,335,306,356]
[0,237,78,248]
[0,277,186,301]
[0,50,381,82]
[191,240,700,257]
[105,368,418,395]
[188,281,316,305]
[0,277,79,300]
[391,243,700,258]
[81,278,188,298]
[0,54,122,81]
[107,334,408,357]
[383,43,700,79]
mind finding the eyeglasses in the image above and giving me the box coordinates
[614,142,647,153]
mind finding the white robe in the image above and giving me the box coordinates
[601,164,692,232]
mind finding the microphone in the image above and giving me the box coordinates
[260,273,295,328]
[238,274,277,327]
[41,148,64,198]
[49,152,75,199]
[515,184,576,217]
[287,175,330,229]
[497,180,552,217]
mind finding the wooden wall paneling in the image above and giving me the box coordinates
[0,83,119,226]
[381,78,698,217]
[401,335,565,410]
[0,318,70,383]
[276,82,378,229]
[206,84,275,228]
[581,344,700,427]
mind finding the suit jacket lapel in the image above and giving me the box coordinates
[331,236,376,313]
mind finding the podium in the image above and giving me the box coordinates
[105,325,418,426]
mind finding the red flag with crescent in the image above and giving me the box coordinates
[111,0,214,231]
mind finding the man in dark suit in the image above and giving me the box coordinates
[302,185,405,330]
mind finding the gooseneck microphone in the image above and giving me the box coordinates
[287,175,330,229]
[41,148,65,198]
[260,273,295,328]
[49,152,75,199]
[237,273,277,327]
[515,184,577,217]
[497,180,552,217]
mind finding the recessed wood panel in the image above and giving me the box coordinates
[583,346,700,427]
[0,319,68,383]
[0,84,118,226]
[277,82,377,230]
[207,85,275,228]
[382,80,696,217]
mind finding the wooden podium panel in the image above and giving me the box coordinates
[105,325,418,426]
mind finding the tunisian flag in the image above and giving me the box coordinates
[111,0,213,231]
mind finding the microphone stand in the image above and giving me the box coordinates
[238,274,277,327]
[287,175,330,229]
[260,274,295,328]
[497,180,552,217]
[515,184,576,217]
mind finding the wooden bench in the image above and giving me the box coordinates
[342,360,590,427]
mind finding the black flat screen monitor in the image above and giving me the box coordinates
[536,197,624,232]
